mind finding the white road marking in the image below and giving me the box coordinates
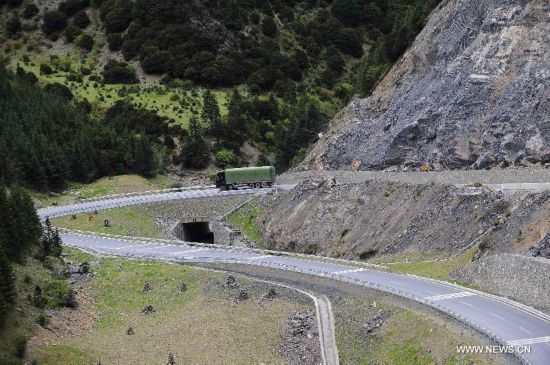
[333,268,365,275]
[460,301,474,308]
[177,248,208,255]
[247,255,273,261]
[490,313,504,321]
[507,336,550,346]
[389,281,404,286]
[426,292,475,301]
[519,326,533,335]
[424,289,437,295]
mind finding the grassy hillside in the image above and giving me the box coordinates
[30,248,312,364]
[1,0,441,171]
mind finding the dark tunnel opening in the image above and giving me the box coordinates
[181,221,214,243]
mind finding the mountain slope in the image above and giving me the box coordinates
[302,0,549,171]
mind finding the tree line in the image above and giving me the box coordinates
[0,66,178,192]
[0,184,62,326]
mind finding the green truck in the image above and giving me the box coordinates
[215,166,276,190]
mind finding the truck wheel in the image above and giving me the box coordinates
[227,184,233,190]
[254,183,261,188]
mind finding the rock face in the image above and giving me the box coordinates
[303,0,549,171]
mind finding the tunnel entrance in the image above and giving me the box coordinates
[180,221,214,243]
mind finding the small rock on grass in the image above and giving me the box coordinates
[235,290,249,303]
[140,304,156,314]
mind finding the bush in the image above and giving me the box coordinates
[42,11,67,35]
[102,59,138,84]
[215,149,236,168]
[43,280,72,308]
[22,3,39,19]
[39,63,53,75]
[63,25,82,42]
[58,0,89,16]
[5,0,23,7]
[6,17,21,35]
[14,337,27,358]
[72,9,90,28]
[35,314,49,327]
[101,0,133,33]
[44,82,73,100]
[106,32,122,51]
[75,33,94,50]
[261,16,277,37]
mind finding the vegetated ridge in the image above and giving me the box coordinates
[0,0,440,171]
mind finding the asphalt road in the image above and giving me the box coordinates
[39,187,550,365]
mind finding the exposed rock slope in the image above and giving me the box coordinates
[258,178,511,260]
[303,0,549,171]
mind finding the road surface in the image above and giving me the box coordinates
[39,187,550,365]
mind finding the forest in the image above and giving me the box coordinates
[0,0,441,183]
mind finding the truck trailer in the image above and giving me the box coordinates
[215,166,276,190]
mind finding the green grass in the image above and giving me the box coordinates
[386,245,480,281]
[11,53,230,128]
[0,256,71,364]
[32,248,310,364]
[225,199,264,244]
[52,205,164,238]
[30,174,177,207]
[334,294,492,365]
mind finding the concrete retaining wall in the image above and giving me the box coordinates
[450,254,550,314]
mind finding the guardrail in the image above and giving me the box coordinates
[58,228,387,270]
[77,185,216,203]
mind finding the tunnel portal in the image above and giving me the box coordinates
[180,221,214,243]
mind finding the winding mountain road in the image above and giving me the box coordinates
[39,185,550,365]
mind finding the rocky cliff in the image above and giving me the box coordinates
[303,0,549,171]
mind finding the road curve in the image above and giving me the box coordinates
[39,188,550,365]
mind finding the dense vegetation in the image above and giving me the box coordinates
[0,66,178,191]
[0,184,72,364]
[1,0,440,172]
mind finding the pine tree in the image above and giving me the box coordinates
[40,218,63,259]
[180,116,210,169]
[0,243,16,305]
[201,89,222,135]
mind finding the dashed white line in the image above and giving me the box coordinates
[247,255,273,261]
[490,313,504,321]
[333,268,366,275]
[426,291,475,301]
[460,301,474,308]
[507,336,550,346]
[519,326,533,335]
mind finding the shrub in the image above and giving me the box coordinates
[44,82,73,100]
[5,0,23,7]
[35,313,49,327]
[39,63,53,75]
[102,59,138,84]
[261,16,277,37]
[22,3,39,18]
[14,337,27,358]
[72,9,90,28]
[75,33,94,50]
[215,149,236,168]
[42,11,67,35]
[6,17,21,35]
[101,0,133,33]
[106,32,122,51]
[63,25,82,42]
[43,280,72,308]
[58,0,89,16]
